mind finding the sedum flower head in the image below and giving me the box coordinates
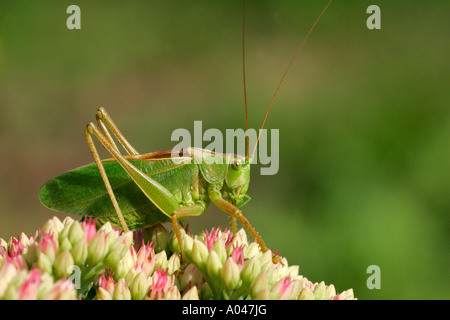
[1,217,356,300]
[1,216,133,299]
[0,263,76,300]
[166,225,356,300]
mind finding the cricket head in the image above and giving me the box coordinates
[191,148,251,207]
[224,155,251,207]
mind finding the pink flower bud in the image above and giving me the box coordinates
[8,237,24,257]
[38,232,58,264]
[98,273,115,296]
[230,245,245,267]
[18,268,41,300]
[42,279,77,300]
[81,217,98,242]
[270,277,295,300]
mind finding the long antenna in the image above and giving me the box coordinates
[251,0,333,158]
[243,0,249,160]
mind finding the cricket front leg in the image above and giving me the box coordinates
[208,189,282,264]
[171,203,206,261]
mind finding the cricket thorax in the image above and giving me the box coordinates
[180,165,211,208]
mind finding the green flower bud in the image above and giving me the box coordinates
[199,282,213,300]
[206,250,222,280]
[254,288,270,300]
[101,223,121,250]
[36,273,54,299]
[36,253,53,274]
[1,238,7,251]
[55,286,77,300]
[181,233,194,260]
[0,262,18,295]
[230,229,247,249]
[221,257,240,291]
[170,232,180,253]
[313,281,326,300]
[163,287,181,300]
[250,270,268,298]
[167,253,181,275]
[125,269,138,287]
[336,288,355,300]
[70,238,88,266]
[212,239,227,265]
[241,256,261,287]
[290,279,305,300]
[182,286,199,300]
[99,222,114,233]
[87,231,109,266]
[2,284,19,300]
[23,242,38,266]
[96,287,113,300]
[325,284,336,299]
[287,265,299,278]
[129,272,150,300]
[105,232,133,267]
[142,224,171,253]
[244,242,260,260]
[170,228,189,254]
[191,240,208,269]
[59,237,72,252]
[297,286,315,300]
[41,278,77,300]
[57,225,70,247]
[18,233,31,248]
[62,217,75,228]
[259,250,272,269]
[42,216,64,236]
[154,251,168,271]
[54,251,74,279]
[67,221,84,245]
[113,249,134,280]
[113,278,131,300]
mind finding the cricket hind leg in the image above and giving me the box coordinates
[85,119,183,233]
[85,123,129,232]
[95,107,139,155]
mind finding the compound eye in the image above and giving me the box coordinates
[232,163,243,171]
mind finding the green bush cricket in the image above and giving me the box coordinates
[39,1,333,264]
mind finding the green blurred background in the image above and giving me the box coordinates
[0,0,448,299]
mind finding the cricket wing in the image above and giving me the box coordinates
[39,158,195,230]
